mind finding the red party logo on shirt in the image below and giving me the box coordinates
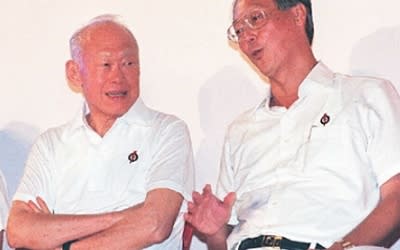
[128,150,138,164]
[320,113,330,126]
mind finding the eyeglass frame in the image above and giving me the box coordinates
[227,8,276,43]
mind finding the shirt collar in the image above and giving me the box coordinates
[119,97,154,126]
[298,61,335,98]
[254,61,335,113]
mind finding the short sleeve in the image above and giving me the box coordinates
[145,119,194,201]
[13,131,56,207]
[365,80,400,185]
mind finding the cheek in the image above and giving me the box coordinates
[125,70,140,83]
[81,67,103,84]
[81,74,105,97]
[238,42,252,57]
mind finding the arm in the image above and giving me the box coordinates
[6,199,123,249]
[328,174,400,249]
[6,130,122,249]
[71,188,183,250]
[205,225,234,250]
[184,184,236,250]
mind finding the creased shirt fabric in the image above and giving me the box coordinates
[14,98,194,249]
[217,62,400,249]
[0,170,8,230]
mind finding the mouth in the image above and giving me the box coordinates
[105,90,128,98]
[251,48,263,59]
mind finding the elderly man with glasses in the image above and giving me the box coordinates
[185,0,400,250]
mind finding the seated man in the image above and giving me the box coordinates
[185,0,400,250]
[7,15,194,250]
[0,170,8,250]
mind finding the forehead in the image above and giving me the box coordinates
[81,22,138,55]
[234,0,276,18]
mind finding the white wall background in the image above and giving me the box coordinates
[1,1,400,249]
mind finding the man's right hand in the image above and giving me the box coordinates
[184,184,236,236]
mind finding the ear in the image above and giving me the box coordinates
[66,60,83,92]
[291,3,307,26]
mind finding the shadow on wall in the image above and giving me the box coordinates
[0,122,40,199]
[195,66,262,190]
[349,25,400,249]
[350,25,400,92]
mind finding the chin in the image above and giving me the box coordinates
[253,64,268,76]
[105,106,131,118]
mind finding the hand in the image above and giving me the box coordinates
[27,196,52,214]
[184,184,236,236]
[26,197,62,250]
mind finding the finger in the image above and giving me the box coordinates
[184,213,192,224]
[187,201,198,215]
[223,192,236,209]
[202,184,212,195]
[183,213,190,221]
[192,191,203,204]
[27,200,41,213]
[36,196,51,213]
[187,201,194,212]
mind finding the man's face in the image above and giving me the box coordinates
[233,0,299,77]
[77,23,140,122]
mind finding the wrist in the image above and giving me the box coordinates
[205,224,230,243]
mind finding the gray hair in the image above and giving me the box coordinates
[69,14,137,63]
[233,0,314,45]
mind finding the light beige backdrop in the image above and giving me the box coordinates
[1,1,400,249]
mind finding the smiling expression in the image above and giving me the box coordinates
[70,22,140,124]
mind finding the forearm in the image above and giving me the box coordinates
[71,204,156,250]
[7,201,122,249]
[206,225,232,250]
[343,195,400,245]
[331,179,400,249]
[71,190,183,250]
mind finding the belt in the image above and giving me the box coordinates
[238,235,326,250]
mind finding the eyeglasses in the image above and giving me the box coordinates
[227,8,273,43]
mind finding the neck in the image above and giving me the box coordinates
[269,93,299,108]
[268,51,317,108]
[86,114,116,137]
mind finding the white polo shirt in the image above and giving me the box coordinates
[14,98,194,249]
[0,170,8,230]
[217,62,400,249]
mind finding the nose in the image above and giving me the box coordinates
[240,28,257,43]
[110,65,125,84]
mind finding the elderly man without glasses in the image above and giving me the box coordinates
[7,15,194,250]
